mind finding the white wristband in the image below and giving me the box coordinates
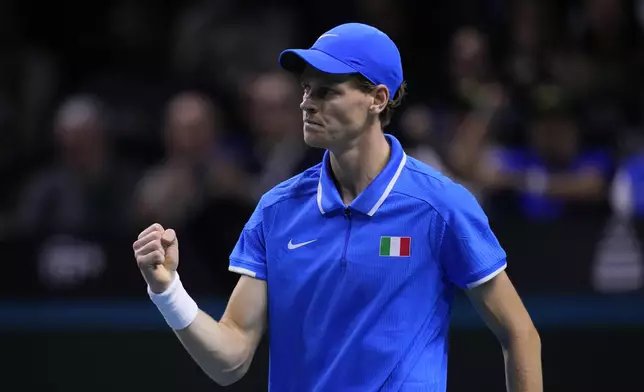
[147,273,199,330]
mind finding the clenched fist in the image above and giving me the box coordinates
[133,223,179,293]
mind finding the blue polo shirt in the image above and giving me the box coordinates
[492,147,613,220]
[229,134,507,392]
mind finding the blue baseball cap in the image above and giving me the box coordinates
[278,23,404,96]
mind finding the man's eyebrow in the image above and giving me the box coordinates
[301,80,348,90]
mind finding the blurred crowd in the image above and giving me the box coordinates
[1,0,644,297]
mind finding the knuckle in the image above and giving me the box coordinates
[152,250,164,262]
[151,241,162,252]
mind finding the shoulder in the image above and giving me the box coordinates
[396,156,485,222]
[257,162,321,211]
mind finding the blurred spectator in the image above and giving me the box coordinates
[505,0,543,89]
[134,91,250,229]
[570,0,643,103]
[478,92,613,220]
[0,0,642,297]
[134,91,255,294]
[171,1,297,95]
[441,83,507,201]
[16,95,136,237]
[437,26,509,198]
[238,71,323,199]
[399,104,447,173]
[448,26,498,108]
[14,95,137,289]
[592,133,644,293]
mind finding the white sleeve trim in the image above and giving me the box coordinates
[228,266,257,278]
[466,263,507,289]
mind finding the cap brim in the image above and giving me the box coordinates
[278,49,357,75]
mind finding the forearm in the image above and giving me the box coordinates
[502,330,543,392]
[525,170,605,202]
[467,273,542,391]
[174,310,254,385]
[147,274,257,386]
[136,226,266,386]
[545,174,604,201]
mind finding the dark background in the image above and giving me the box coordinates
[2,0,644,390]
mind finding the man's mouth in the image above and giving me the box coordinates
[304,119,322,126]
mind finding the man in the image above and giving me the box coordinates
[133,23,542,391]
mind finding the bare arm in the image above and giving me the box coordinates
[478,155,606,202]
[174,276,268,386]
[540,168,605,201]
[467,271,543,392]
[135,224,268,386]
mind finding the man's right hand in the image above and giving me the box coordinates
[133,223,180,293]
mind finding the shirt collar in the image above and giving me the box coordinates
[317,133,407,216]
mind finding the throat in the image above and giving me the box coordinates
[330,133,391,205]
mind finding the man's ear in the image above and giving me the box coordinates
[370,85,390,114]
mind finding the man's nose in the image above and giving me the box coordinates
[300,96,317,113]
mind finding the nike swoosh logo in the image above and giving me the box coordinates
[315,33,339,44]
[288,239,317,250]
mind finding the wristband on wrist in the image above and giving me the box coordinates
[147,273,199,330]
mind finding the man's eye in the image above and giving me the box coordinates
[318,87,335,97]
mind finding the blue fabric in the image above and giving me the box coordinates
[494,147,613,220]
[621,154,644,216]
[229,134,506,391]
[278,23,404,95]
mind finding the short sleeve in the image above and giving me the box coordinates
[229,198,268,280]
[489,147,529,173]
[433,185,507,289]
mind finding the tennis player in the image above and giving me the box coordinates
[134,22,542,391]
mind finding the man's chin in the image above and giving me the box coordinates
[303,129,329,149]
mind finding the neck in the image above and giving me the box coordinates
[329,129,391,205]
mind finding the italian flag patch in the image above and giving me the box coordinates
[379,236,411,257]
